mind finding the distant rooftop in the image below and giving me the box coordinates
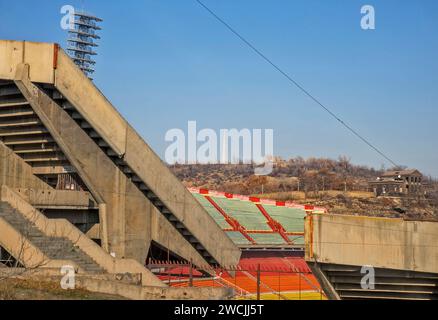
[381,169,422,177]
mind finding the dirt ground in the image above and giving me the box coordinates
[0,278,126,300]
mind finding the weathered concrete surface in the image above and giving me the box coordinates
[14,188,97,208]
[13,62,215,269]
[14,69,146,262]
[0,185,165,286]
[306,262,340,300]
[0,141,51,190]
[0,216,52,268]
[1,39,241,270]
[124,128,241,266]
[0,270,233,300]
[305,213,438,274]
[0,215,82,271]
[0,268,143,285]
[0,40,55,83]
[75,277,233,300]
[54,48,240,267]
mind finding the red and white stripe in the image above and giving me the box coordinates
[188,187,327,213]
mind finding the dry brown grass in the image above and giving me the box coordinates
[257,191,305,201]
[0,281,17,300]
[0,278,124,300]
[255,190,374,202]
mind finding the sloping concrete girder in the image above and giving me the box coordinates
[52,47,240,267]
[13,63,210,268]
[0,40,240,268]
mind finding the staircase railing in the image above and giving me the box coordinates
[0,185,164,286]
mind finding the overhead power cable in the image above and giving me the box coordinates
[194,0,399,168]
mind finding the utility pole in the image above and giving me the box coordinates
[189,259,193,287]
[256,264,261,300]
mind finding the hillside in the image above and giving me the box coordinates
[170,157,438,220]
[170,157,383,193]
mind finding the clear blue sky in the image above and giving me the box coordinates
[1,0,437,176]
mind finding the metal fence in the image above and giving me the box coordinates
[147,259,326,300]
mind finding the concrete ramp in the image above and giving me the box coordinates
[0,40,240,272]
[0,184,165,286]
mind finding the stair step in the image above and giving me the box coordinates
[0,201,105,273]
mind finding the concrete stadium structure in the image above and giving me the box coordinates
[2,40,436,301]
[0,40,240,297]
[305,213,438,300]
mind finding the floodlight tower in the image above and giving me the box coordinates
[66,11,103,80]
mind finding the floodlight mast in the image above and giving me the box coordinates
[66,11,103,80]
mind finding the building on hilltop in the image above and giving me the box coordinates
[369,169,423,197]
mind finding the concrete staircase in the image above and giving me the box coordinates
[310,262,438,300]
[0,201,104,273]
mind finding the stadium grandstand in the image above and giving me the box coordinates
[149,251,325,300]
[146,188,327,300]
[189,188,326,248]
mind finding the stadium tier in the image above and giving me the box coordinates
[189,188,326,247]
[153,188,328,299]
[153,255,324,300]
[224,231,253,245]
[213,197,272,231]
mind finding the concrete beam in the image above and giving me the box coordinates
[124,128,241,266]
[32,165,75,175]
[0,40,56,84]
[151,208,209,269]
[13,64,211,268]
[305,213,438,274]
[52,48,241,267]
[54,50,127,155]
[0,141,51,190]
[307,262,341,300]
[2,40,241,268]
[14,65,132,260]
[13,188,97,209]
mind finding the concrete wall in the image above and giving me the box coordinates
[0,40,55,83]
[0,216,82,271]
[305,213,438,274]
[13,188,96,208]
[0,141,51,190]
